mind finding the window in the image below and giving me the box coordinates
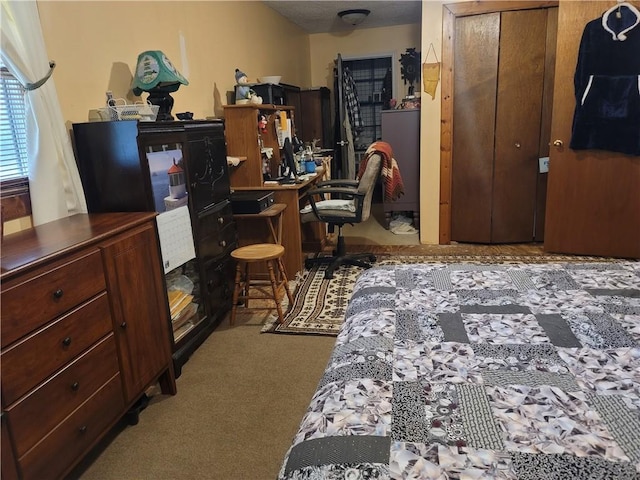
[0,63,28,181]
[0,61,31,221]
[343,56,392,152]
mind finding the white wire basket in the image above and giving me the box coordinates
[98,99,159,122]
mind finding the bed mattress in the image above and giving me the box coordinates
[278,261,640,479]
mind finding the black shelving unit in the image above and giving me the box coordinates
[71,120,237,377]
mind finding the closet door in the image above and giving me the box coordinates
[451,8,550,243]
[492,9,547,242]
[451,13,500,243]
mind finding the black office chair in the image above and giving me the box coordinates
[300,153,382,279]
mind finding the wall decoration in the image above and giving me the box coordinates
[399,47,421,96]
[422,43,441,100]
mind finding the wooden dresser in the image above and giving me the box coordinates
[0,212,176,480]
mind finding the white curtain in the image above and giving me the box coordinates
[1,0,86,226]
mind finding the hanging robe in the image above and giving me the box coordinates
[570,4,640,156]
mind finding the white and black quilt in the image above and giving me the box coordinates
[278,261,640,479]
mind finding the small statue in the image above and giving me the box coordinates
[235,68,262,104]
[249,92,263,104]
[258,114,267,133]
[235,69,251,102]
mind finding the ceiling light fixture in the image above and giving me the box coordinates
[338,9,370,26]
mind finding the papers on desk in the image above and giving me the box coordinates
[156,206,196,273]
[297,172,318,181]
[263,172,318,186]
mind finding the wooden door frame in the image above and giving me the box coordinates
[439,1,558,244]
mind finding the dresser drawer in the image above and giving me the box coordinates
[1,250,106,348]
[18,373,124,480]
[203,256,235,319]
[196,201,234,238]
[1,292,113,406]
[7,335,121,457]
[198,223,237,264]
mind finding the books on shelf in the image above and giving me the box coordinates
[173,321,194,343]
[172,302,198,331]
[168,289,193,318]
[168,289,198,334]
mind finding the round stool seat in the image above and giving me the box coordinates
[231,243,285,262]
[229,243,294,326]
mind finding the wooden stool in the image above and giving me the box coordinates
[230,243,294,325]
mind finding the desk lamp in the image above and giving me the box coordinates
[132,51,188,121]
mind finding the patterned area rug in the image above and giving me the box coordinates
[261,253,618,336]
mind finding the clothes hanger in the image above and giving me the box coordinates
[615,0,639,15]
[602,0,640,40]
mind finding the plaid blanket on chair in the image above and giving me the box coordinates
[357,141,405,202]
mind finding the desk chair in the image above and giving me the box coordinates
[300,153,381,279]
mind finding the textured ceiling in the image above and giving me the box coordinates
[262,1,422,34]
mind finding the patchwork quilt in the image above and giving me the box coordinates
[278,261,640,479]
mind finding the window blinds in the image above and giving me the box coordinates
[0,65,28,181]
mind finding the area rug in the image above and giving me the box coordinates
[261,253,620,336]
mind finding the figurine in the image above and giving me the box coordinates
[249,92,263,104]
[258,114,267,133]
[235,68,262,104]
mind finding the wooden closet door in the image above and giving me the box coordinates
[535,7,559,242]
[451,8,551,243]
[451,13,500,243]
[492,9,547,242]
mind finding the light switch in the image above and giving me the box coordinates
[539,156,549,173]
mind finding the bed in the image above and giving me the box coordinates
[278,261,640,479]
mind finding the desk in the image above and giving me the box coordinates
[232,171,327,276]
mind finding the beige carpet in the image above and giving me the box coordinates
[73,314,336,480]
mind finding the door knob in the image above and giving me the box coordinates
[553,139,564,147]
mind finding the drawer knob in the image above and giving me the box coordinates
[62,337,72,347]
[218,217,224,224]
[120,321,127,329]
[78,425,87,434]
[220,240,226,247]
[53,289,64,299]
[71,381,80,391]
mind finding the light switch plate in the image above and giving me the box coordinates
[539,156,549,173]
